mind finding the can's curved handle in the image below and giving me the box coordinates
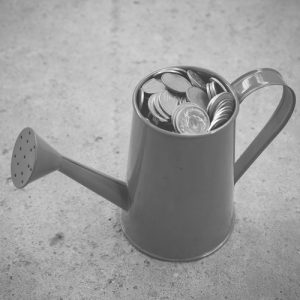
[232,68,296,183]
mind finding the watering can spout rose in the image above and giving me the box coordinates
[11,66,295,261]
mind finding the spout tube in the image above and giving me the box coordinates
[59,156,129,210]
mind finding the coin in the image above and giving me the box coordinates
[148,94,168,123]
[209,106,232,130]
[186,86,209,110]
[161,73,191,94]
[158,90,181,117]
[153,93,170,121]
[206,81,218,100]
[207,92,234,119]
[213,107,232,121]
[210,77,228,93]
[187,70,207,91]
[208,92,235,131]
[155,67,187,77]
[216,101,234,116]
[211,81,217,97]
[142,78,166,94]
[172,103,210,135]
[209,117,227,131]
[206,82,212,100]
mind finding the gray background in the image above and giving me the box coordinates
[0,0,299,299]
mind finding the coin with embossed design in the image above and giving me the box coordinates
[172,103,210,135]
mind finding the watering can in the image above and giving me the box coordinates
[11,66,296,261]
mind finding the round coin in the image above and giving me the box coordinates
[208,98,235,131]
[172,103,210,135]
[171,105,182,132]
[207,92,234,119]
[158,90,181,117]
[210,77,228,93]
[161,73,191,94]
[187,70,207,91]
[206,82,212,100]
[209,112,230,130]
[142,78,166,94]
[186,86,209,110]
[213,108,232,122]
[209,118,226,131]
[153,93,170,121]
[148,94,168,123]
[210,81,217,98]
[155,67,187,77]
[214,99,234,113]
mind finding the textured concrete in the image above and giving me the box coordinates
[0,0,299,299]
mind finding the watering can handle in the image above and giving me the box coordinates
[231,68,296,184]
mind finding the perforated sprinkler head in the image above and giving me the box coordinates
[11,127,61,188]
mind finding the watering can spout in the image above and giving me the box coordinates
[59,156,129,210]
[11,128,129,210]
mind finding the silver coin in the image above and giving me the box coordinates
[209,109,231,129]
[213,108,232,121]
[209,102,235,130]
[216,106,234,119]
[186,86,209,110]
[210,81,217,97]
[209,117,227,131]
[210,77,228,93]
[187,70,207,91]
[155,67,187,77]
[216,97,235,107]
[142,78,166,94]
[153,93,170,121]
[214,99,234,114]
[207,92,234,119]
[158,90,181,117]
[148,94,168,123]
[172,103,210,135]
[169,67,187,76]
[206,82,212,100]
[171,105,182,132]
[211,107,231,120]
[147,94,157,118]
[147,94,155,119]
[212,110,230,121]
[161,73,191,94]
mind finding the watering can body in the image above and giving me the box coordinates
[11,66,295,261]
[123,107,236,261]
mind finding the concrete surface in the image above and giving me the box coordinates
[0,0,299,299]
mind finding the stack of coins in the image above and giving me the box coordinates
[139,67,235,135]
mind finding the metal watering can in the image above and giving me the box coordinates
[11,66,296,261]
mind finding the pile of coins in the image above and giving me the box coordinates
[138,67,235,135]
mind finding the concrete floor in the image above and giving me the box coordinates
[0,0,299,299]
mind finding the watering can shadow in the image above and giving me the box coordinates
[11,66,295,261]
